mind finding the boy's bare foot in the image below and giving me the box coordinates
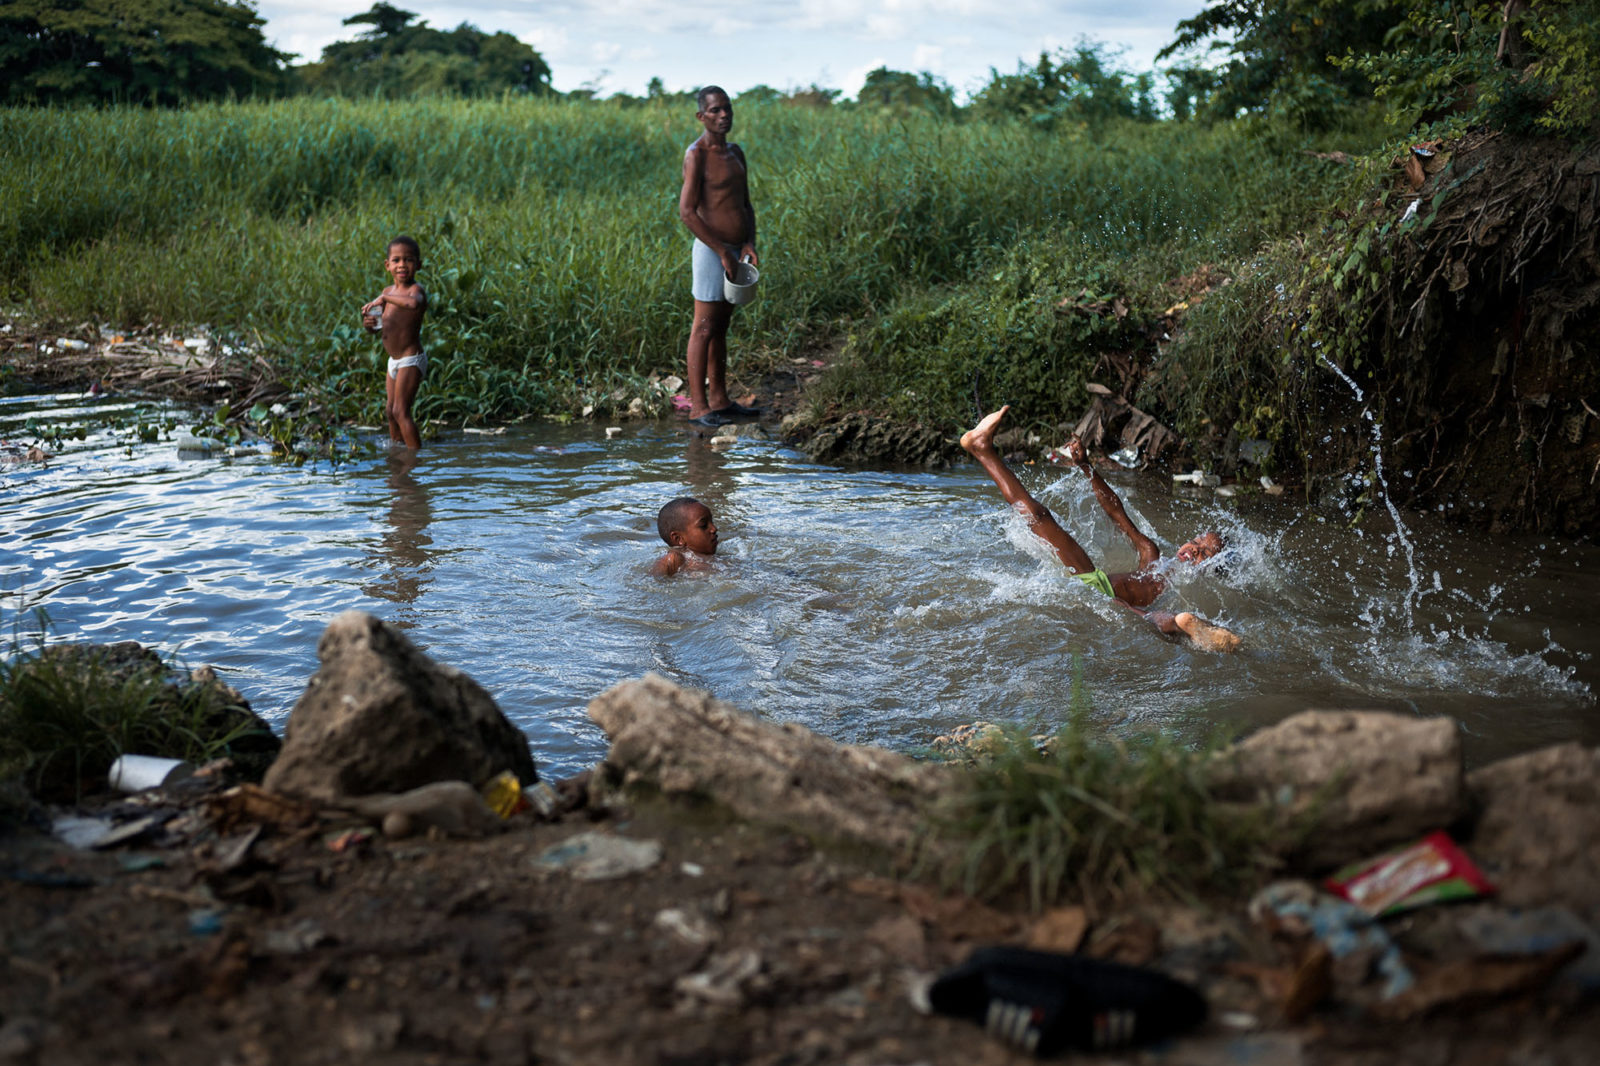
[1174,612,1242,653]
[960,405,1010,455]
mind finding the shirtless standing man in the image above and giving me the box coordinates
[679,85,760,428]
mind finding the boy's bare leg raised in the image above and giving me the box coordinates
[961,406,1096,574]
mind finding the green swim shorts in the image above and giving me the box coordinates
[1075,568,1116,598]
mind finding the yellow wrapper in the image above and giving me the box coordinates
[480,771,524,819]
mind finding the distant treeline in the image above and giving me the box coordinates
[5,2,1593,136]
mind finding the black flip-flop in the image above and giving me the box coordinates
[691,410,738,428]
[709,402,761,420]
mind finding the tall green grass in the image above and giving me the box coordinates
[932,714,1287,909]
[2,98,1375,426]
[0,620,274,802]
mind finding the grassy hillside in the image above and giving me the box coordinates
[2,97,1370,427]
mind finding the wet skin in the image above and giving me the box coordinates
[679,90,759,419]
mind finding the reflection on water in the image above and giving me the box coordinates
[362,450,434,616]
[2,390,1597,777]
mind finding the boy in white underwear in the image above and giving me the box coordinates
[362,235,429,450]
[961,406,1241,653]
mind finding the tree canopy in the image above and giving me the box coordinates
[970,44,1159,127]
[295,3,552,97]
[0,0,288,105]
[854,68,956,117]
[1160,0,1600,135]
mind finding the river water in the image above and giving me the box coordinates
[4,391,1595,777]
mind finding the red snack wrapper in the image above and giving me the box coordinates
[1324,831,1495,917]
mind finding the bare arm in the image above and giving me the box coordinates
[678,144,734,253]
[650,550,684,577]
[730,144,757,267]
[1066,439,1159,568]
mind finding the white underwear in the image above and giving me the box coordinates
[386,350,428,379]
[691,239,740,303]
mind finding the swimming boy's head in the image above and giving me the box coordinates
[695,86,732,133]
[657,496,718,555]
[1176,531,1224,565]
[385,235,422,283]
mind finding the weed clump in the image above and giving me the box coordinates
[930,714,1283,911]
[0,629,279,803]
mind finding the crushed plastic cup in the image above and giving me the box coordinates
[109,754,196,792]
[175,434,218,456]
[723,258,760,305]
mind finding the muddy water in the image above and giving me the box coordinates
[3,391,1596,776]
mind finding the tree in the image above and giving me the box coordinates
[344,2,416,40]
[969,43,1150,127]
[0,0,289,105]
[1335,1,1600,137]
[854,67,956,117]
[1157,0,1398,127]
[295,4,551,97]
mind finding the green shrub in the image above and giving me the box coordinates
[931,712,1284,909]
[0,623,269,802]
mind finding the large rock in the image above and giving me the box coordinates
[1209,710,1465,870]
[263,611,536,802]
[588,674,953,855]
[1466,742,1600,924]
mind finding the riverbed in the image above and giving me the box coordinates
[3,390,1595,776]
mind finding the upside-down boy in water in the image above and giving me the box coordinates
[651,497,719,576]
[961,406,1241,652]
[362,235,428,450]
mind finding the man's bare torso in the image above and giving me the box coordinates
[688,138,749,246]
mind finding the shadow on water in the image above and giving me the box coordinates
[3,391,1596,776]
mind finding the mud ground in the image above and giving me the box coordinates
[4,781,1598,1066]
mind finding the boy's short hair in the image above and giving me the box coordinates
[387,234,421,257]
[696,85,728,111]
[657,496,703,544]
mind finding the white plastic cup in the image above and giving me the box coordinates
[108,754,196,792]
[723,259,760,305]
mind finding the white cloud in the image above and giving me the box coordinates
[254,1,1201,96]
[840,58,889,98]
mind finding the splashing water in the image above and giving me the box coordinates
[1319,355,1423,633]
[2,389,1595,773]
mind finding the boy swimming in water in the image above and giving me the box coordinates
[961,406,1241,653]
[651,497,720,576]
[362,235,428,450]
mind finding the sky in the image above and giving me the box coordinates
[254,0,1210,101]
